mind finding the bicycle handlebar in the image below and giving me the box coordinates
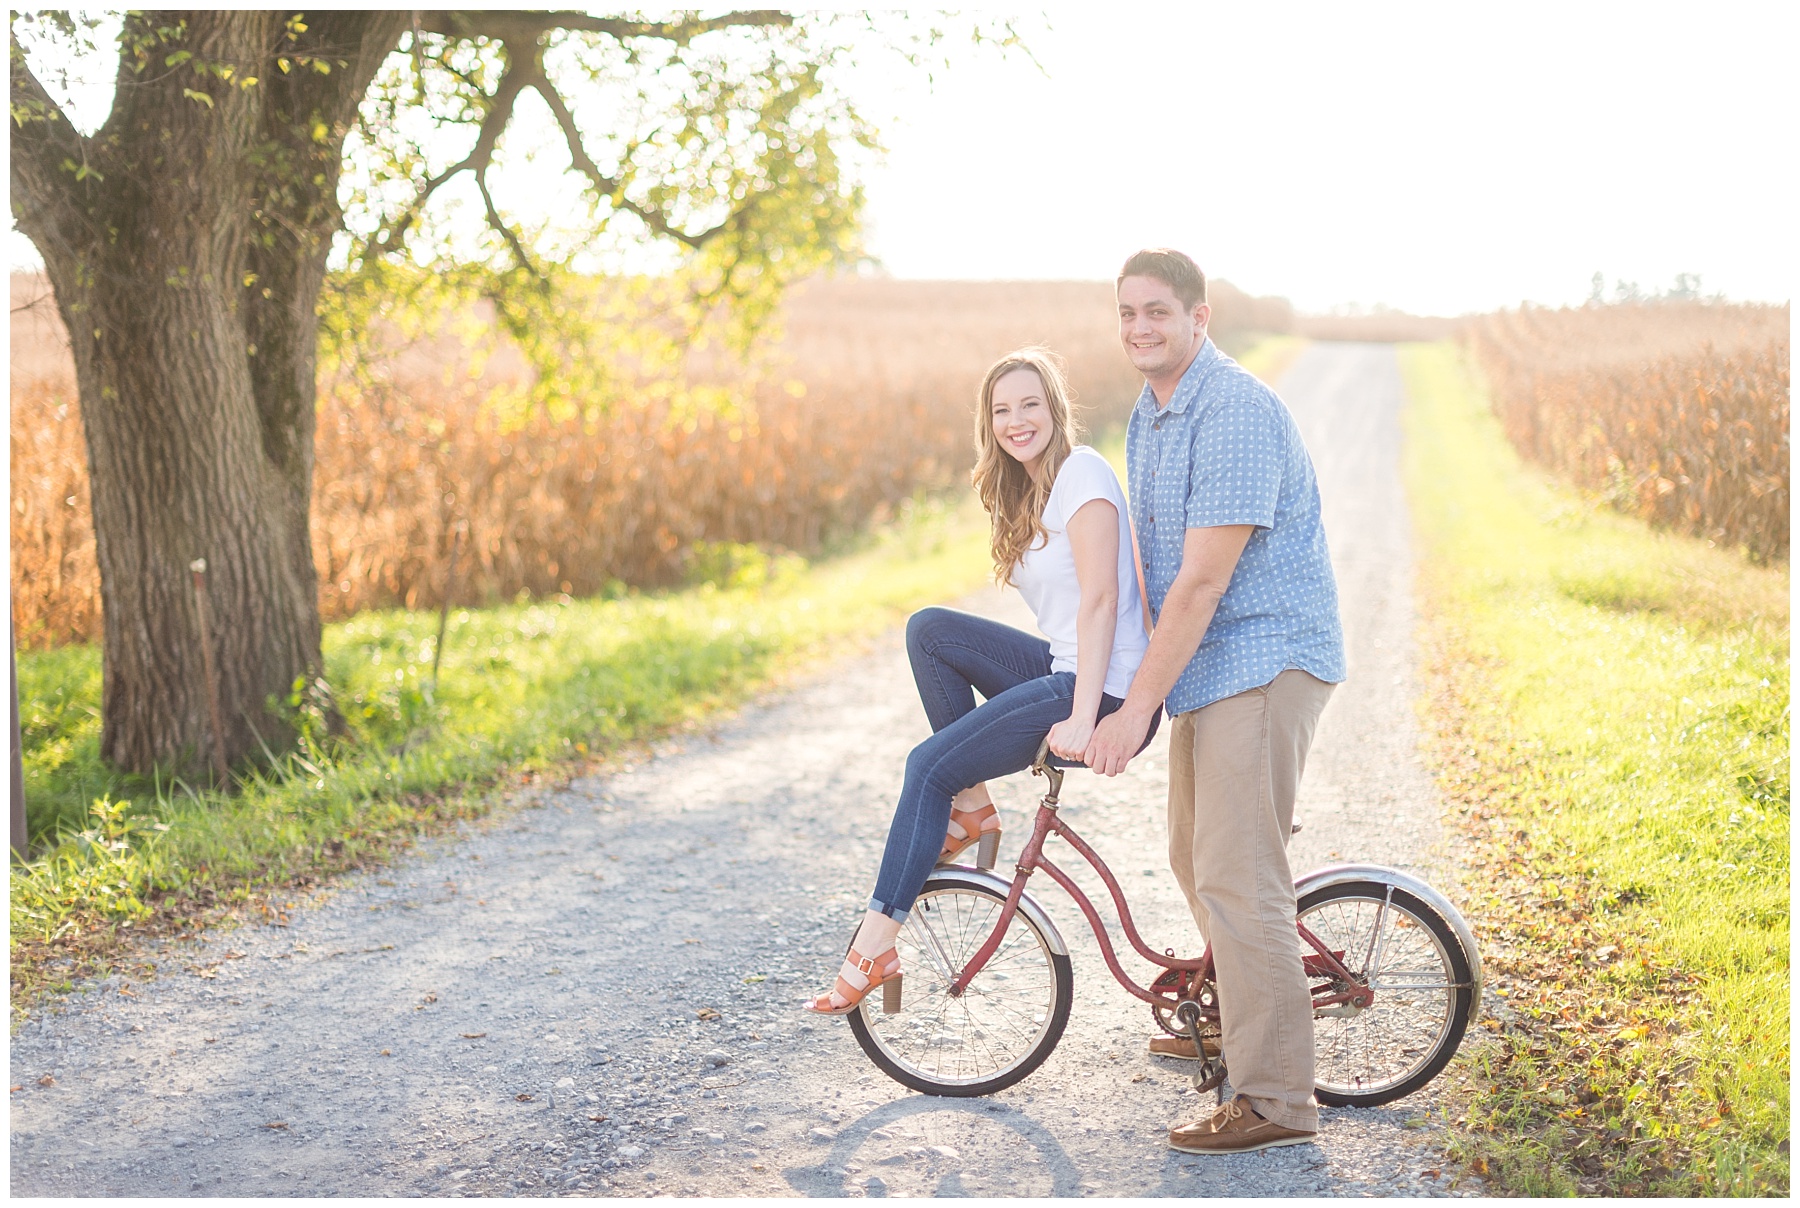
[1032,704,1165,773]
[1032,737,1087,773]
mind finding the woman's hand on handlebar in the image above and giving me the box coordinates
[1046,714,1097,763]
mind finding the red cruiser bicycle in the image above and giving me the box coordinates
[846,744,1481,1106]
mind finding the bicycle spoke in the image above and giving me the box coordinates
[1302,891,1459,1099]
[859,881,1064,1089]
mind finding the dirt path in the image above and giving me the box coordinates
[10,342,1482,1198]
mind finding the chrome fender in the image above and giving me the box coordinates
[921,866,1070,958]
[1293,863,1482,1020]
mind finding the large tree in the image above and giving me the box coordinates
[10,9,928,776]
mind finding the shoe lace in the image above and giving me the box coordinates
[1207,1099,1244,1130]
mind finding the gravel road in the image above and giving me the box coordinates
[10,341,1484,1198]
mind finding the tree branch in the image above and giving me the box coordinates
[8,34,96,257]
[476,163,542,279]
[416,10,792,47]
[531,71,731,251]
[361,43,533,263]
[363,9,801,265]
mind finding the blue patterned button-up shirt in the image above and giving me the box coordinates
[1126,338,1345,715]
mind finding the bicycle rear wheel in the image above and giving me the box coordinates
[1299,879,1474,1107]
[846,870,1072,1097]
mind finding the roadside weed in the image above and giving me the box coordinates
[9,797,165,941]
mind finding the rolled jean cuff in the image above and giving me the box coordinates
[867,896,911,925]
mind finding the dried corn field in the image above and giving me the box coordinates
[10,274,1287,646]
[1467,303,1790,560]
[10,276,98,646]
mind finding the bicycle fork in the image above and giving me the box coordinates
[945,760,1067,998]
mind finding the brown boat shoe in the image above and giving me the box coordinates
[1146,1033,1221,1061]
[1167,1097,1316,1154]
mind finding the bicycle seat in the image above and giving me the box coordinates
[1035,705,1164,769]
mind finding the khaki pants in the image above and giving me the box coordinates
[1167,669,1334,1131]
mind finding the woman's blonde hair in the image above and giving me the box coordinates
[971,347,1083,583]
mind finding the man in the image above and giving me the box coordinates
[1085,248,1345,1154]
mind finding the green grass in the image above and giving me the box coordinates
[12,494,993,1007]
[1401,341,1789,1195]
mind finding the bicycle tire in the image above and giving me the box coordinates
[1299,879,1474,1106]
[846,870,1073,1097]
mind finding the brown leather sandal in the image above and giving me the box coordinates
[938,803,1001,870]
[801,946,903,1016]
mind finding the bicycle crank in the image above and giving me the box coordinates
[1315,1002,1366,1019]
[1174,999,1228,1101]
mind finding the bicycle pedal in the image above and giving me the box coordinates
[882,973,903,1014]
[976,831,1001,870]
[1192,1060,1227,1094]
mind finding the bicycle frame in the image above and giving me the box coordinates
[945,756,1375,1022]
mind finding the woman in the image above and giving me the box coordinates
[805,346,1155,1014]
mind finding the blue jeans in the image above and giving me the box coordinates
[867,607,1159,922]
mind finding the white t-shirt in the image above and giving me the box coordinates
[1009,446,1150,699]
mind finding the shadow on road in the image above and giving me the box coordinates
[781,1094,1084,1197]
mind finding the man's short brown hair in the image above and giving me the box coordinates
[1117,248,1207,309]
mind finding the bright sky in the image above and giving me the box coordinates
[853,2,1798,313]
[11,3,1796,315]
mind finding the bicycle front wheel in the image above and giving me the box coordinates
[846,870,1072,1097]
[1299,879,1475,1107]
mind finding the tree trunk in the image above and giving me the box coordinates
[10,11,408,775]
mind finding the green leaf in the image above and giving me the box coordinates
[182,87,214,109]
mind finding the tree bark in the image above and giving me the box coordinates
[10,11,409,775]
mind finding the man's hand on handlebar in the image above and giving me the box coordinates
[1045,714,1096,763]
[1085,706,1152,777]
